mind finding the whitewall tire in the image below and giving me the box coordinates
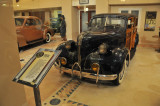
[113,59,127,85]
[45,33,51,43]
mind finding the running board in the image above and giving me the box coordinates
[27,38,43,44]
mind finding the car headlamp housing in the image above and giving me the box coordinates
[91,63,100,72]
[60,57,67,65]
[99,43,109,54]
[112,48,123,57]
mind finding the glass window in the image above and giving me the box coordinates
[91,11,96,18]
[82,12,88,32]
[131,10,139,17]
[15,18,24,26]
[121,10,128,14]
[25,19,36,26]
[90,16,125,32]
[35,19,41,25]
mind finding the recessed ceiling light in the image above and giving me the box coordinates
[17,4,20,7]
[121,0,125,2]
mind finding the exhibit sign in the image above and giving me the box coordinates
[13,48,61,87]
[79,0,89,4]
[144,11,157,31]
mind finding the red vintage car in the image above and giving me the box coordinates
[15,16,54,48]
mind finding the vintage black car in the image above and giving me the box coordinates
[55,13,139,85]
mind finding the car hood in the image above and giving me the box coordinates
[77,31,124,58]
[78,31,119,46]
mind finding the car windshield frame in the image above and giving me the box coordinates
[15,18,24,26]
[89,15,126,32]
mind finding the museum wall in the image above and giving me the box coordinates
[12,0,160,41]
[51,9,62,18]
[109,0,160,5]
[96,0,110,14]
[111,5,160,42]
[13,0,62,10]
[72,0,96,6]
[0,0,27,106]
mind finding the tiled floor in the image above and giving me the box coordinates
[19,35,160,106]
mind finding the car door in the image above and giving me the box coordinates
[21,18,37,42]
[35,18,43,39]
[22,18,42,42]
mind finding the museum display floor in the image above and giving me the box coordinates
[19,35,160,106]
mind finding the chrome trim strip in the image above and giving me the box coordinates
[96,68,99,83]
[55,66,117,81]
[58,58,62,73]
[72,62,82,79]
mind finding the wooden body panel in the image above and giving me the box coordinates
[126,17,137,50]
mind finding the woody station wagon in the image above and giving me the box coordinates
[55,13,139,85]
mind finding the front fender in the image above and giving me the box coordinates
[84,48,129,74]
[43,28,54,39]
[56,40,78,68]
[56,40,77,56]
[56,42,68,57]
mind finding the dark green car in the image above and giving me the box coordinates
[50,18,61,33]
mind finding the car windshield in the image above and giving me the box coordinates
[15,18,24,26]
[89,16,125,32]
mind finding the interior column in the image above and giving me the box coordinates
[0,0,27,106]
[62,0,79,40]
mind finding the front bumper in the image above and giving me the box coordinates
[55,65,117,81]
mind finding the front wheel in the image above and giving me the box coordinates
[45,33,51,43]
[113,59,127,85]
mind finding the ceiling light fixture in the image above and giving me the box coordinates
[2,4,7,6]
[86,8,88,11]
[121,0,125,2]
[17,4,19,7]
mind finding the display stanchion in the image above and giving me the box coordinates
[13,48,61,106]
[33,86,41,106]
[159,27,160,38]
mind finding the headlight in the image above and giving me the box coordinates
[99,43,108,54]
[91,63,100,72]
[60,57,67,65]
[65,42,71,49]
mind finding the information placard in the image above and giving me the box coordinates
[13,48,61,87]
